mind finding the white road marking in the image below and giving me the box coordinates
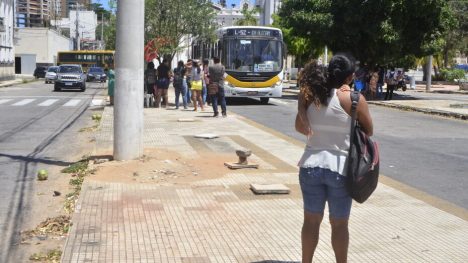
[90,99,105,106]
[270,98,289,105]
[0,99,13,105]
[12,99,36,106]
[38,99,59,106]
[63,99,81,107]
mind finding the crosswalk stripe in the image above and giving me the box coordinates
[90,99,104,106]
[38,99,59,106]
[0,99,13,105]
[270,98,289,105]
[12,99,36,106]
[63,99,81,107]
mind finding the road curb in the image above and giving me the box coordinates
[283,89,467,120]
[368,101,468,120]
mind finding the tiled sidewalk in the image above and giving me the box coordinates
[61,105,468,262]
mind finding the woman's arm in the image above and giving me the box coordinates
[356,94,374,136]
[295,94,312,136]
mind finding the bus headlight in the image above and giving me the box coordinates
[225,81,234,88]
[271,80,282,88]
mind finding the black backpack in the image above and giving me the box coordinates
[173,67,184,86]
[346,92,380,203]
[146,69,156,85]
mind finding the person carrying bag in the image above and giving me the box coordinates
[346,91,380,203]
[295,54,374,263]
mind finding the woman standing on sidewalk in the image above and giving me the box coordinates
[296,54,373,263]
[173,60,187,109]
[190,61,204,111]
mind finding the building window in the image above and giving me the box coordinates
[0,17,5,32]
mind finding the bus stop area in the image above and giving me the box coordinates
[61,89,467,262]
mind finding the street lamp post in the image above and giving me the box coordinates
[114,0,144,160]
[426,55,432,92]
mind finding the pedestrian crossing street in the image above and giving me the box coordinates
[0,97,107,107]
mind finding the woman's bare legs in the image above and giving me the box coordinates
[330,217,349,263]
[192,90,204,111]
[302,211,323,263]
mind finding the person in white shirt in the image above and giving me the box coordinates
[296,54,373,263]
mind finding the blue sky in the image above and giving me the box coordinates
[92,0,249,10]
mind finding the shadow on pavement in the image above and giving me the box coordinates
[0,153,74,167]
[226,97,278,106]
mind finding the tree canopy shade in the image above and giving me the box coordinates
[145,0,217,62]
[277,0,455,67]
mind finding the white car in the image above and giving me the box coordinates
[45,66,59,84]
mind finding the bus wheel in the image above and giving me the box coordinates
[260,97,269,104]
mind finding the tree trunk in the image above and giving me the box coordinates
[422,62,428,81]
[443,47,449,68]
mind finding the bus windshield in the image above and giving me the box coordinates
[224,38,282,72]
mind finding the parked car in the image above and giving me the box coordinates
[54,64,86,92]
[86,67,107,82]
[45,66,59,84]
[33,66,47,79]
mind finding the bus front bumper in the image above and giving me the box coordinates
[224,83,283,98]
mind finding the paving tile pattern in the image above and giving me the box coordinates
[62,177,468,262]
[67,105,468,262]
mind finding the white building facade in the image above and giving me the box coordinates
[0,0,15,81]
[15,28,70,74]
[214,0,259,27]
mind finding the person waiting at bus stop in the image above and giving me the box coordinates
[155,59,171,108]
[191,60,204,112]
[209,57,227,117]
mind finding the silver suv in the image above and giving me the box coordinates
[54,64,87,92]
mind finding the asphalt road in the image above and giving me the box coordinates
[0,80,107,261]
[226,91,468,210]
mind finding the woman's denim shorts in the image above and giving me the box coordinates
[299,167,352,219]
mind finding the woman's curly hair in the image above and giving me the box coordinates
[298,60,329,108]
[299,54,355,109]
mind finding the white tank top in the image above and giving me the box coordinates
[297,89,351,176]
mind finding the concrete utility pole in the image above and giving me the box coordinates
[75,4,80,50]
[426,55,432,92]
[101,13,104,49]
[114,0,144,160]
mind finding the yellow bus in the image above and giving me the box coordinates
[57,50,115,72]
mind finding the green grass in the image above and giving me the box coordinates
[61,159,88,173]
[29,248,62,262]
[62,156,92,214]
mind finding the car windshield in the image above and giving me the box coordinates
[89,68,104,73]
[48,67,58,73]
[59,66,81,73]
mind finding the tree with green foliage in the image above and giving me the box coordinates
[441,0,468,67]
[272,14,322,67]
[235,5,260,26]
[90,3,112,43]
[102,0,117,50]
[277,0,454,68]
[145,0,217,63]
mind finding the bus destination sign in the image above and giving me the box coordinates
[227,28,279,38]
